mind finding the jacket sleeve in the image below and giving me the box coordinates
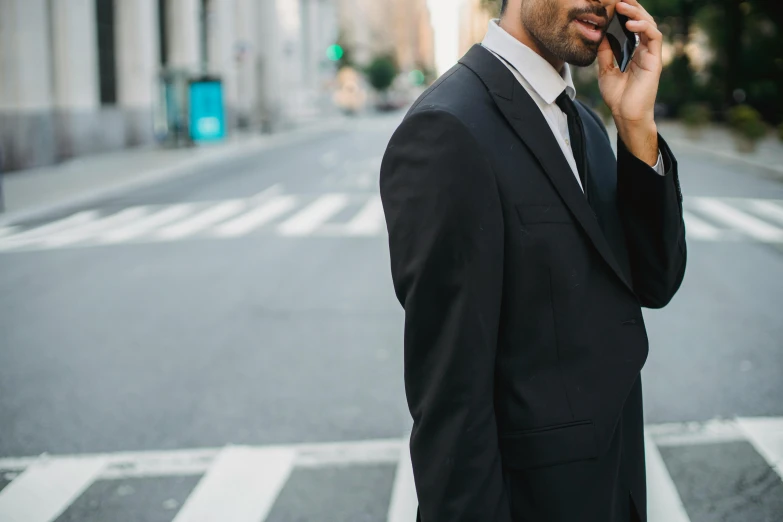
[380,109,511,522]
[616,133,687,308]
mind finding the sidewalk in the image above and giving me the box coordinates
[0,118,346,226]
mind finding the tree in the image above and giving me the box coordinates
[365,55,399,93]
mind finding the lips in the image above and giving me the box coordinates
[573,18,605,42]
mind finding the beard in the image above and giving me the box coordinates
[520,1,605,67]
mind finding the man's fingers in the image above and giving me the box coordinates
[597,36,617,73]
[615,1,655,24]
[625,19,662,61]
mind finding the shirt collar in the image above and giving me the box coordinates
[481,19,576,104]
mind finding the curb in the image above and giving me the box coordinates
[0,118,347,227]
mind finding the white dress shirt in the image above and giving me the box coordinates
[481,20,664,192]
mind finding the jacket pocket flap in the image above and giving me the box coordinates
[499,420,598,470]
[515,204,573,224]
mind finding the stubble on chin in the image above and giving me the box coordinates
[524,7,601,68]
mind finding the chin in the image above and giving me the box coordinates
[565,39,599,67]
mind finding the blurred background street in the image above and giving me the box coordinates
[1,0,782,521]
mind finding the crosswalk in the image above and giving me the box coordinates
[1,194,783,253]
[0,417,781,522]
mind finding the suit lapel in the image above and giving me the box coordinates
[459,45,632,292]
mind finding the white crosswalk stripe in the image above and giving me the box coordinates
[171,446,295,522]
[749,199,783,226]
[2,195,783,252]
[0,226,18,239]
[736,417,783,481]
[690,197,783,242]
[278,194,350,236]
[43,207,149,247]
[213,195,298,238]
[102,204,194,243]
[0,211,99,250]
[645,432,691,522]
[343,195,385,236]
[0,457,106,522]
[1,417,783,522]
[682,210,723,241]
[157,200,247,240]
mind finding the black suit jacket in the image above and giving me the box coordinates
[379,45,687,522]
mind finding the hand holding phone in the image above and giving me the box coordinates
[606,12,640,72]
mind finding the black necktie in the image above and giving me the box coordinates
[555,91,587,192]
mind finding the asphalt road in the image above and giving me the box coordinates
[0,112,781,522]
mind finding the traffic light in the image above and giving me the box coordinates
[409,69,425,86]
[326,44,344,62]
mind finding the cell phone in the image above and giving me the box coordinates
[605,12,640,72]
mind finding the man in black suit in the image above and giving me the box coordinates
[379,0,686,520]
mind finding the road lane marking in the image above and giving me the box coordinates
[43,207,149,247]
[691,198,783,242]
[157,201,246,240]
[171,446,295,522]
[0,211,99,249]
[736,417,783,482]
[249,183,284,202]
[344,195,385,236]
[644,432,691,522]
[102,204,194,242]
[0,439,404,478]
[213,196,298,238]
[278,194,350,236]
[749,200,783,226]
[0,457,106,522]
[0,226,18,239]
[387,437,418,522]
[646,418,744,447]
[682,210,722,241]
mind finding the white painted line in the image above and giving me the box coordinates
[0,439,405,478]
[682,210,722,241]
[171,446,295,522]
[0,456,106,522]
[691,198,783,242]
[644,431,691,522]
[344,195,385,236]
[0,226,18,239]
[736,417,783,481]
[101,204,194,243]
[249,183,284,202]
[646,418,744,447]
[278,194,350,236]
[294,439,403,468]
[0,211,99,249]
[749,200,783,226]
[44,207,149,247]
[157,201,246,240]
[213,196,298,238]
[387,441,418,522]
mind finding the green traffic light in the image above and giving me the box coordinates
[409,70,425,86]
[326,44,344,62]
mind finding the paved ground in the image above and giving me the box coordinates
[0,112,782,521]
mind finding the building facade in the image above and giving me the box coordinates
[459,0,493,57]
[337,0,435,74]
[0,0,338,171]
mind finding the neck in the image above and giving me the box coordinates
[499,13,565,72]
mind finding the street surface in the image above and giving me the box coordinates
[1,112,782,521]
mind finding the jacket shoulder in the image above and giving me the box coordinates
[405,63,492,123]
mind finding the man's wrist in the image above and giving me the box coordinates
[615,120,659,167]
